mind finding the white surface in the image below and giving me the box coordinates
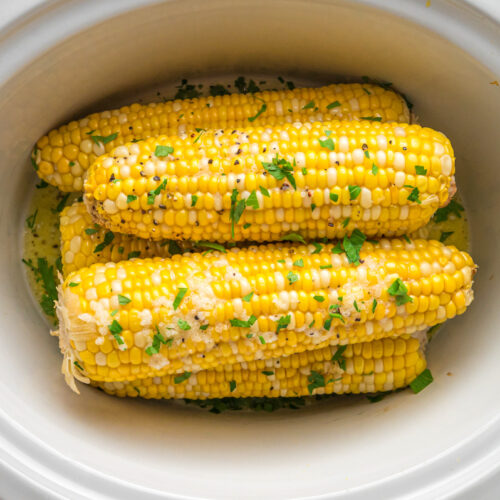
[0,0,500,499]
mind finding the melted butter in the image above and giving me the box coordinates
[23,184,78,324]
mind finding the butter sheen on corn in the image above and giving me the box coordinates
[55,239,474,392]
[84,120,454,243]
[33,83,410,191]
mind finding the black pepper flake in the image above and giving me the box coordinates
[121,219,125,224]
[389,140,393,144]
[159,204,166,209]
[109,173,115,182]
[153,175,160,181]
[231,130,237,134]
[194,315,199,320]
[236,148,242,155]
[362,143,368,151]
[141,210,146,214]
[328,222,334,227]
[355,318,361,322]
[140,171,146,177]
[234,160,240,165]
[402,146,407,151]
[153,220,159,225]
[263,147,267,152]
[236,179,241,183]
[208,159,213,164]
[195,221,199,226]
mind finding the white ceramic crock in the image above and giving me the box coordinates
[1,1,499,498]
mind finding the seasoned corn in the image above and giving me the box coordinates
[84,120,454,242]
[55,239,474,392]
[33,83,410,191]
[95,336,426,399]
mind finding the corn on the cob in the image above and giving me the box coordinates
[55,239,474,392]
[33,83,410,192]
[61,201,188,276]
[95,336,426,399]
[84,120,454,242]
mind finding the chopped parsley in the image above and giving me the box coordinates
[361,116,382,122]
[311,242,323,254]
[276,314,291,334]
[440,231,454,243]
[432,198,464,223]
[229,380,237,392]
[118,294,131,305]
[108,320,124,345]
[110,309,118,316]
[234,76,260,94]
[343,228,366,265]
[147,178,167,205]
[348,185,361,200]
[326,100,341,109]
[74,360,84,371]
[230,315,257,328]
[402,234,411,244]
[258,335,266,345]
[174,79,202,99]
[197,241,226,253]
[89,132,118,146]
[145,328,171,355]
[387,278,413,306]
[177,319,191,330]
[127,195,137,203]
[415,165,427,175]
[259,185,270,197]
[262,154,296,190]
[331,345,347,370]
[342,217,350,228]
[155,145,174,157]
[85,226,99,236]
[242,292,254,302]
[318,136,335,151]
[127,251,141,259]
[191,195,198,207]
[371,163,379,175]
[405,185,421,203]
[173,287,188,310]
[200,324,209,331]
[313,295,325,302]
[281,232,305,243]
[409,369,434,393]
[193,128,206,144]
[366,393,387,403]
[55,193,70,213]
[319,264,332,269]
[209,84,230,96]
[94,231,114,253]
[372,299,377,313]
[68,282,79,288]
[302,100,315,110]
[353,300,360,312]
[246,190,259,209]
[26,210,38,230]
[329,192,339,203]
[293,258,304,268]
[35,179,49,189]
[229,189,246,238]
[248,98,267,122]
[307,371,325,394]
[287,271,299,285]
[331,241,344,254]
[174,372,191,384]
[243,223,251,229]
[262,370,274,376]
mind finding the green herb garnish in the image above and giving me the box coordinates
[387,278,413,306]
[173,287,188,310]
[94,231,114,253]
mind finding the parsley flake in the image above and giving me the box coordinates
[415,165,427,175]
[173,287,188,310]
[174,372,191,384]
[155,145,174,157]
[409,369,434,393]
[348,185,361,200]
[262,154,297,190]
[94,231,114,253]
[387,278,413,306]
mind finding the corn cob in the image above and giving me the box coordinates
[33,83,410,192]
[60,201,187,276]
[55,239,474,392]
[95,336,426,399]
[84,120,454,242]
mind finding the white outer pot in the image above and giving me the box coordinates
[0,1,499,498]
